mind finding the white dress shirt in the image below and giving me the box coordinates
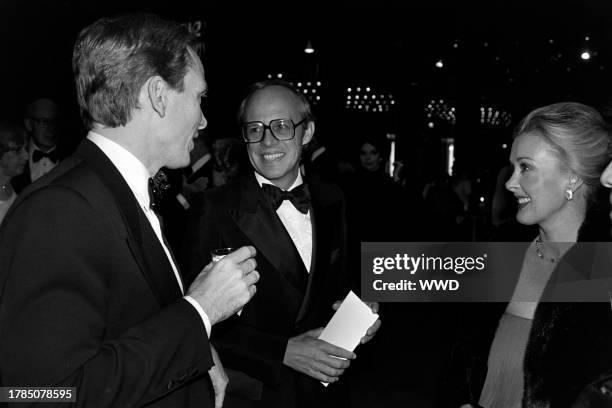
[87,132,211,336]
[29,140,59,182]
[255,172,313,272]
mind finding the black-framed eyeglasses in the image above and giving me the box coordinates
[241,118,306,144]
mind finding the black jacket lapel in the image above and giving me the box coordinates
[228,175,308,293]
[295,181,336,323]
[74,140,182,305]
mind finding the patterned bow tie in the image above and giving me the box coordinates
[261,183,311,214]
[148,171,170,213]
[32,148,59,163]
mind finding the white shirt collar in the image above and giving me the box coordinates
[87,131,152,209]
[254,171,303,191]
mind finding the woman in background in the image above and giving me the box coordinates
[211,137,249,187]
[455,102,612,408]
[0,122,28,225]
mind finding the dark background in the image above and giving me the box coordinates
[2,0,612,222]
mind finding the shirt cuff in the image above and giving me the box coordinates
[184,295,211,337]
[176,193,190,210]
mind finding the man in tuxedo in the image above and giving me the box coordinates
[11,98,63,192]
[0,13,259,407]
[181,80,380,408]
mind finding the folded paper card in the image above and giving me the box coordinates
[318,290,379,386]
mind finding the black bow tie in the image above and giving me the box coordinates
[148,171,170,213]
[32,148,59,163]
[261,183,311,214]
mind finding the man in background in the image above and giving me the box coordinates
[12,97,63,191]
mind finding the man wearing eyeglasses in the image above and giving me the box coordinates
[12,98,64,192]
[181,80,380,408]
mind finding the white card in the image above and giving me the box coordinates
[318,291,379,386]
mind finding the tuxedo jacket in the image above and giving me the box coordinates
[180,174,349,408]
[11,144,71,194]
[0,140,214,407]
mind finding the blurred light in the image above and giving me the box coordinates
[581,51,591,60]
[366,87,371,92]
[357,87,361,92]
[549,38,554,44]
[585,36,590,41]
[347,88,352,92]
[297,82,302,87]
[347,95,351,99]
[435,60,444,68]
[267,74,272,79]
[428,122,434,128]
[277,73,283,78]
[479,197,485,203]
[316,81,321,86]
[389,138,396,177]
[307,82,311,86]
[446,139,455,176]
[304,40,314,54]
[316,96,320,100]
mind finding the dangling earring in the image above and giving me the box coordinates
[565,188,573,201]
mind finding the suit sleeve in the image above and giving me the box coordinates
[0,186,213,407]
